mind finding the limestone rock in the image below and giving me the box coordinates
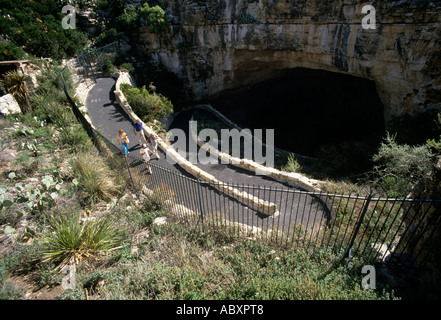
[60,263,76,291]
[0,94,21,116]
[0,148,17,164]
[138,0,441,121]
[153,217,167,225]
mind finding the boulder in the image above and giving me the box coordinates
[0,94,21,116]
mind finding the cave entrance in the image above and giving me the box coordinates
[208,68,386,160]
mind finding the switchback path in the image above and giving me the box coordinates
[85,76,328,234]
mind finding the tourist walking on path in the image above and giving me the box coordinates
[117,129,129,155]
[140,144,152,174]
[132,119,148,146]
[148,133,161,159]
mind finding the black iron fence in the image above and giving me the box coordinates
[64,41,122,85]
[60,46,441,275]
[118,149,441,272]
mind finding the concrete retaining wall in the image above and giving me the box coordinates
[190,119,322,192]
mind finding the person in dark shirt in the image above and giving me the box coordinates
[132,119,148,146]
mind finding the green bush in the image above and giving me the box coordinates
[0,38,27,61]
[120,83,173,124]
[281,152,302,173]
[102,58,116,75]
[0,0,88,60]
[119,62,135,74]
[95,0,109,10]
[94,28,118,47]
[139,3,169,33]
[116,6,140,32]
[372,133,434,197]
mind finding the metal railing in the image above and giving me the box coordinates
[60,45,441,275]
[105,140,441,271]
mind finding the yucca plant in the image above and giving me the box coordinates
[41,213,125,270]
[0,69,32,114]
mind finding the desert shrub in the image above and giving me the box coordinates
[0,38,27,61]
[119,62,135,74]
[116,6,139,32]
[41,212,125,269]
[94,28,119,47]
[34,64,72,99]
[281,152,302,173]
[66,212,395,300]
[139,3,169,33]
[218,241,394,300]
[72,153,121,204]
[0,245,35,299]
[371,133,434,197]
[120,83,173,124]
[59,123,93,152]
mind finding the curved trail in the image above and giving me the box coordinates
[85,76,328,235]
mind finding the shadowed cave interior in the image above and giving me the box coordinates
[208,67,386,157]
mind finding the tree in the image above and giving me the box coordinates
[139,3,169,33]
[0,69,32,114]
[0,0,88,60]
[371,133,434,197]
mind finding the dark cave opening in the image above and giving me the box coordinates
[208,67,386,159]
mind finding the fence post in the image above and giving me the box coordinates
[123,154,138,195]
[85,51,97,83]
[195,176,205,227]
[346,192,374,268]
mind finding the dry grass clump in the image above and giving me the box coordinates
[72,152,121,204]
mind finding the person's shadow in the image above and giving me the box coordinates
[129,145,142,152]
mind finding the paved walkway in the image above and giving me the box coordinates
[85,76,328,233]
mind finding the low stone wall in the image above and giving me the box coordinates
[114,72,278,216]
[142,179,264,237]
[190,116,322,192]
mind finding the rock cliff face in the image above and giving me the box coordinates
[137,0,441,121]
